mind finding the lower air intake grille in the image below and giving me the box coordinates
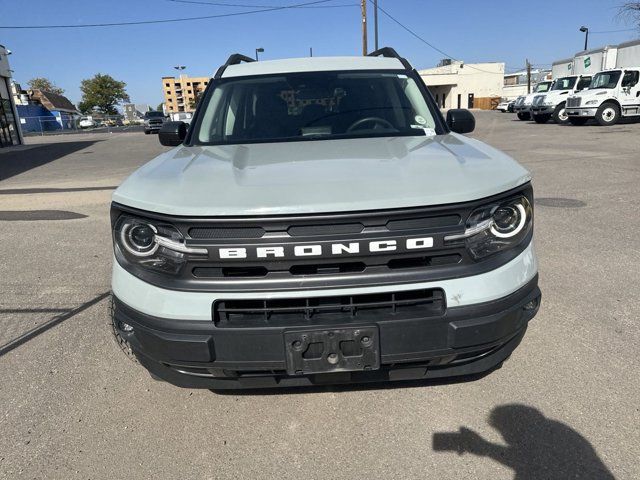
[213,289,445,328]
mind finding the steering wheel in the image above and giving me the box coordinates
[346,116,395,133]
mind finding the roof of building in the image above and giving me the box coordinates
[30,89,77,113]
[221,56,406,78]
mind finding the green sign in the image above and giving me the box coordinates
[584,57,591,69]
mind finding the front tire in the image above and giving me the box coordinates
[595,102,620,126]
[144,130,150,134]
[568,117,589,126]
[533,114,551,124]
[552,103,569,124]
[517,112,530,121]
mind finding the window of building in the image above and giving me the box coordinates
[165,83,170,87]
[187,82,191,86]
[188,90,192,94]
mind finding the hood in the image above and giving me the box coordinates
[542,90,570,101]
[112,134,531,216]
[572,88,613,100]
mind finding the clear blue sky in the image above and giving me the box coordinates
[1,0,638,108]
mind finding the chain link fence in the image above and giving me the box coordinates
[20,115,143,136]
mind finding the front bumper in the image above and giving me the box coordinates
[531,105,554,115]
[112,274,540,389]
[514,105,531,113]
[566,107,597,117]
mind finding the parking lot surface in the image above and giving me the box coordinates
[0,114,638,479]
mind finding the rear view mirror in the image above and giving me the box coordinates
[446,109,475,134]
[159,121,187,146]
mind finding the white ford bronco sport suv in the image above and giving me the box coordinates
[110,48,541,389]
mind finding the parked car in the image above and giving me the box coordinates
[110,48,541,389]
[530,74,592,124]
[496,101,511,112]
[513,81,554,120]
[143,111,167,134]
[565,68,640,126]
[78,117,96,129]
[507,100,515,112]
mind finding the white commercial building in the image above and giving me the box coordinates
[0,43,23,148]
[419,60,504,109]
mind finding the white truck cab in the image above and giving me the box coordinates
[530,75,592,124]
[566,68,640,125]
[513,81,554,121]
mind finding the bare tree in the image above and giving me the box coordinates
[619,2,640,27]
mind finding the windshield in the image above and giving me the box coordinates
[590,71,621,89]
[144,111,164,118]
[534,82,552,93]
[193,71,440,145]
[551,77,577,90]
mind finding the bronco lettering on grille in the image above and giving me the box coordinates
[217,237,434,260]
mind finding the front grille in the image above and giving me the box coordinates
[567,97,581,108]
[532,95,546,106]
[213,288,445,327]
[112,183,534,292]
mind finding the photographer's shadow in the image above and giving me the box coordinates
[433,404,614,479]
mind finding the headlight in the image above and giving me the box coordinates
[445,196,532,260]
[585,100,599,106]
[114,215,207,274]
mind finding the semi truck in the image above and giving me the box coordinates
[513,80,554,120]
[530,74,592,124]
[557,39,640,126]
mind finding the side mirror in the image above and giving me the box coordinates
[159,121,187,146]
[446,109,475,134]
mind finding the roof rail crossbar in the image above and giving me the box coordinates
[214,53,256,79]
[367,47,412,70]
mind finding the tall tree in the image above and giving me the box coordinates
[156,102,165,112]
[78,74,130,115]
[27,77,64,95]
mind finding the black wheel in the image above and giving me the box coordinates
[517,112,530,121]
[595,102,620,126]
[552,103,569,124]
[568,117,588,126]
[144,130,150,134]
[533,114,551,124]
[109,296,138,364]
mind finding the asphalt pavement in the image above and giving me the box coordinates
[0,114,638,479]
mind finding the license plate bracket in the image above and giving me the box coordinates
[284,326,379,375]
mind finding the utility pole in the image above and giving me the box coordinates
[310,47,313,57]
[361,0,368,56]
[526,59,531,94]
[373,0,379,51]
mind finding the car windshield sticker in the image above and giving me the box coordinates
[414,115,427,125]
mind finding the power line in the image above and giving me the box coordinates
[166,0,357,8]
[0,0,338,29]
[590,27,638,34]
[368,0,505,75]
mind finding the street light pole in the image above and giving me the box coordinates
[255,47,264,61]
[580,26,589,51]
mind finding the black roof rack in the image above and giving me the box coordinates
[367,47,412,70]
[214,53,255,79]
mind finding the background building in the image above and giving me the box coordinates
[502,68,552,100]
[0,44,23,147]
[419,60,504,110]
[162,75,210,113]
[15,89,79,133]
